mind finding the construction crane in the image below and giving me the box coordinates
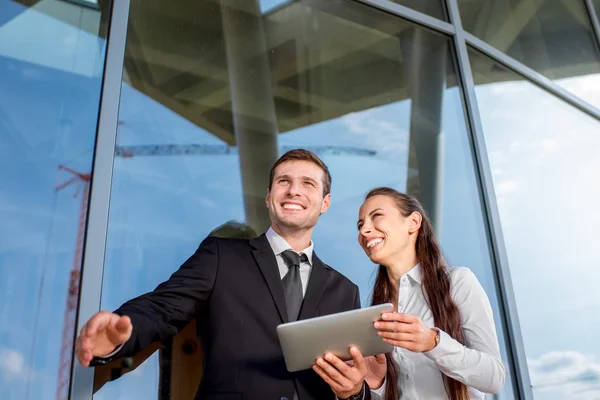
[55,165,91,400]
[54,141,374,399]
[115,144,376,158]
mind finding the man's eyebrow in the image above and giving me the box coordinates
[302,176,318,184]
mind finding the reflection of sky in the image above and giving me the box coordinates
[0,0,105,399]
[475,73,600,399]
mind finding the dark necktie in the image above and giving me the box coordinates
[281,250,306,322]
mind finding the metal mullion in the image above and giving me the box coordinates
[445,0,534,399]
[584,0,600,54]
[69,0,130,398]
[356,0,455,34]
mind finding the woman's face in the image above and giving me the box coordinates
[357,195,416,266]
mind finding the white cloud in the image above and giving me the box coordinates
[341,108,409,157]
[530,351,600,398]
[0,347,28,383]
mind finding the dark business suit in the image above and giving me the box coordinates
[94,234,367,400]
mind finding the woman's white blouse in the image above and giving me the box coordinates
[371,265,506,399]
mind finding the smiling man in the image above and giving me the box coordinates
[74,149,370,400]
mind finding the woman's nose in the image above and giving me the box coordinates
[360,225,371,236]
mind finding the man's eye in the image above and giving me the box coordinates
[304,181,315,187]
[372,213,382,218]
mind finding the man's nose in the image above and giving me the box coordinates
[286,182,301,196]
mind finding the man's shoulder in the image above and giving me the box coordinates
[320,260,359,289]
[202,235,253,249]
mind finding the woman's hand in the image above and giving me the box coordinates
[364,353,387,389]
[374,312,437,352]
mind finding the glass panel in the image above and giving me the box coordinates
[93,0,513,398]
[388,0,448,21]
[458,0,600,109]
[0,0,109,399]
[470,47,600,400]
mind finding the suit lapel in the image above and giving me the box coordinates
[250,234,289,323]
[298,252,329,321]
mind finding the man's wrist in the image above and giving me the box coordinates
[342,382,365,400]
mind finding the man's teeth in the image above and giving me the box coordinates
[283,203,303,210]
[367,239,383,248]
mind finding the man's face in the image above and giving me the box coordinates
[266,160,331,232]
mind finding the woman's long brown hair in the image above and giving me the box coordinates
[367,187,469,400]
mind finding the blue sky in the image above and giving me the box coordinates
[1,1,600,400]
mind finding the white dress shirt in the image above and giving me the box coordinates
[371,265,505,400]
[266,227,313,295]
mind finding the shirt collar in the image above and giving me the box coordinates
[406,263,422,284]
[266,227,314,265]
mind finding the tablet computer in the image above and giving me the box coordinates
[276,303,394,372]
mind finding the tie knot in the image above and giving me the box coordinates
[281,250,307,268]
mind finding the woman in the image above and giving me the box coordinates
[357,187,505,400]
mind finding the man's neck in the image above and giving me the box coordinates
[271,224,313,252]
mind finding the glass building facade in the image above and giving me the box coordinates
[1,0,599,399]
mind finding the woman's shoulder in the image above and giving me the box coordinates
[447,265,476,281]
[446,266,488,305]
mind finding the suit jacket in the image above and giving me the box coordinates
[94,234,369,400]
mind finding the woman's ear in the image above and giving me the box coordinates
[408,211,422,234]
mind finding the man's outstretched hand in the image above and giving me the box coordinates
[75,311,132,367]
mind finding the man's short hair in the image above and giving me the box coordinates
[268,149,332,196]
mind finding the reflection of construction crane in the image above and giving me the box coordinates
[115,144,376,158]
[55,165,90,400]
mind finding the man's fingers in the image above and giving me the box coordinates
[312,365,342,392]
[116,315,132,333]
[349,347,366,371]
[87,312,110,336]
[316,357,347,386]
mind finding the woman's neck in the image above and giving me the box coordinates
[384,249,418,288]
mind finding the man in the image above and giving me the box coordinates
[76,149,370,400]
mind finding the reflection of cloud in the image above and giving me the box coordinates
[530,351,600,398]
[0,347,28,382]
[341,109,409,157]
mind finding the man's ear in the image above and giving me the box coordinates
[320,193,331,214]
[265,189,271,209]
[408,211,422,234]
